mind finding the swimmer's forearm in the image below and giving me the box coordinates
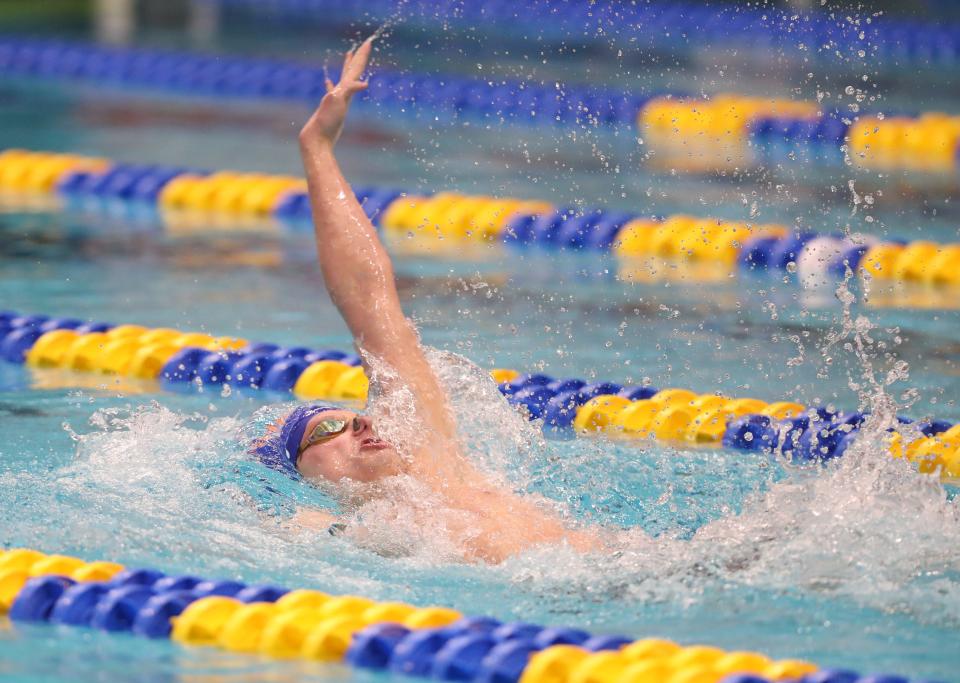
[299,140,404,336]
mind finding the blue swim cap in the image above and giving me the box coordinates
[252,404,341,474]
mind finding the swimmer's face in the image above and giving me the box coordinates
[295,410,404,483]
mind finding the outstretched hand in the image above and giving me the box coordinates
[299,36,373,150]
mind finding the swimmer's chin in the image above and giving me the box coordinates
[352,442,407,481]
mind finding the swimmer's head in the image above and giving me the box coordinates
[254,404,404,483]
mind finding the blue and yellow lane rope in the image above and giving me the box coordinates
[1,310,958,482]
[640,96,960,175]
[0,547,933,683]
[1,37,959,175]
[4,149,960,289]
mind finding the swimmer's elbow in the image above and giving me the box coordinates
[568,528,606,554]
[465,528,597,565]
[287,508,338,533]
[463,539,513,565]
[319,240,396,304]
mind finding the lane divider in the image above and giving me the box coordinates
[4,148,960,289]
[210,0,960,69]
[847,114,960,172]
[0,37,652,129]
[640,95,818,149]
[0,547,931,683]
[641,100,960,175]
[639,96,838,174]
[752,111,960,173]
[1,38,958,175]
[0,310,367,401]
[2,310,958,483]
[0,150,111,192]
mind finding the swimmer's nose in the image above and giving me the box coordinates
[353,415,373,435]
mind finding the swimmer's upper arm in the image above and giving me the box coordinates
[451,483,607,563]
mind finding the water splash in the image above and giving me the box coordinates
[14,333,959,629]
[507,273,960,628]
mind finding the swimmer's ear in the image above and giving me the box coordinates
[260,418,284,438]
[249,417,285,455]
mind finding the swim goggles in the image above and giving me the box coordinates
[297,416,359,456]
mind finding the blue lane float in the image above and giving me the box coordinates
[0,37,653,130]
[209,0,960,68]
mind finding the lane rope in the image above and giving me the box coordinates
[2,309,957,482]
[1,38,957,174]
[0,37,651,129]
[208,0,960,70]
[0,546,933,683]
[3,149,960,288]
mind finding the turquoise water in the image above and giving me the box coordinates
[2,16,960,683]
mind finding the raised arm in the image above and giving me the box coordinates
[297,40,611,562]
[297,38,460,465]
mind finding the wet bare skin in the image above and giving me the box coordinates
[293,37,605,564]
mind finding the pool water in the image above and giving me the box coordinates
[2,12,960,683]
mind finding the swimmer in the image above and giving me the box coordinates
[255,36,602,564]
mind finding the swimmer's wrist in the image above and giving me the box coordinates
[298,132,335,155]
